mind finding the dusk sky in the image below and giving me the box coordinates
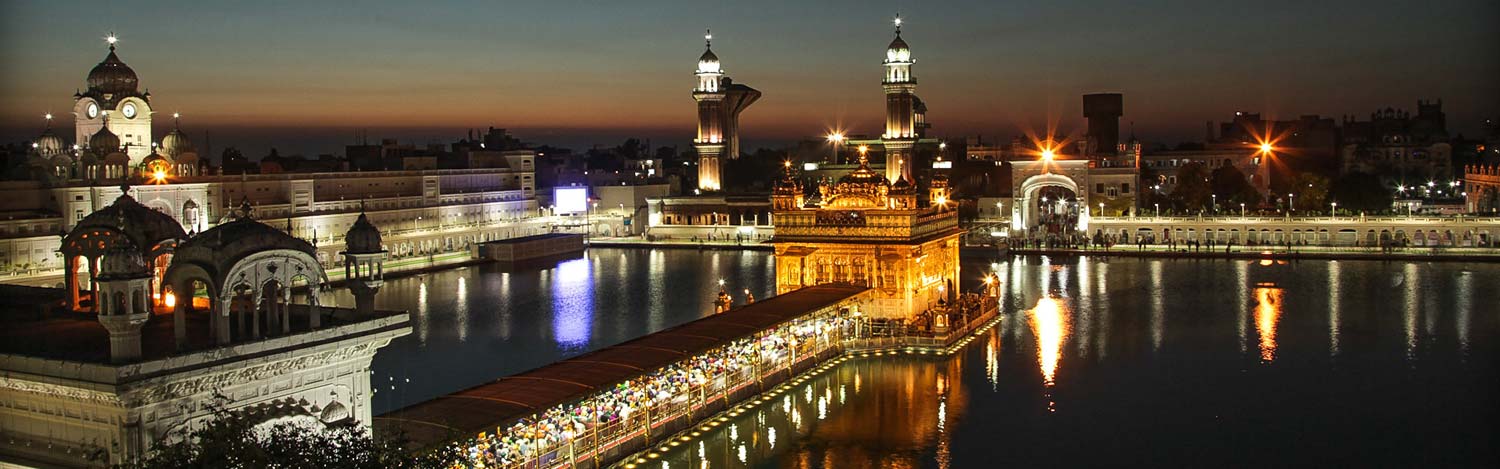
[2,0,1497,157]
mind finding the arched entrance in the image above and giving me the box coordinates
[1014,173,1087,238]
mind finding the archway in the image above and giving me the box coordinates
[1015,173,1086,239]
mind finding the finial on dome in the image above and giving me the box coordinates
[894,14,902,34]
[105,32,118,51]
[119,180,131,196]
[43,113,53,129]
[172,112,181,129]
[705,29,712,48]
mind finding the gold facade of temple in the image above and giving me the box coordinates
[771,156,961,320]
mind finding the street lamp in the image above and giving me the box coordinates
[1154,203,1160,218]
[1287,193,1295,214]
[1240,202,1246,218]
[1211,194,1218,215]
[1330,201,1337,217]
[1098,202,1104,217]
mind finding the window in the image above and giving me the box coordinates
[1121,183,1131,193]
[1096,183,1105,193]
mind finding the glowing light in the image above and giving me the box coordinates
[1028,297,1068,388]
[825,132,844,143]
[857,145,869,154]
[163,292,176,308]
[105,34,118,46]
[1041,149,1055,161]
[1254,287,1283,362]
[152,169,168,184]
[1259,142,1273,154]
[44,113,52,120]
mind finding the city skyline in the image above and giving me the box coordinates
[2,0,1498,157]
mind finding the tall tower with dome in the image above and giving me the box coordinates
[691,30,760,192]
[881,16,923,186]
[73,34,153,164]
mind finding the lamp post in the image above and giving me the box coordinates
[1287,193,1295,215]
[1330,201,1337,218]
[1240,203,1246,218]
[1212,194,1218,216]
[1099,202,1105,218]
[1154,203,1159,219]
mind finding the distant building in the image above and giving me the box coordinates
[1340,100,1453,182]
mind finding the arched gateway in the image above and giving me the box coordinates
[1009,160,1095,236]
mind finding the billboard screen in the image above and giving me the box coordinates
[554,187,588,214]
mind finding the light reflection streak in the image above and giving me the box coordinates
[1028,296,1069,411]
[1096,260,1110,360]
[1149,260,1164,351]
[1328,261,1340,358]
[455,276,469,342]
[1403,263,1418,362]
[1076,258,1092,360]
[1236,262,1249,354]
[985,332,999,391]
[416,281,429,345]
[1457,272,1471,355]
[551,258,593,349]
[1254,287,1283,363]
[498,272,511,340]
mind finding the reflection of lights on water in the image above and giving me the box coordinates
[1254,287,1284,362]
[817,396,827,420]
[417,282,429,345]
[937,401,947,431]
[737,445,746,463]
[552,258,593,349]
[1328,261,1341,358]
[782,395,791,413]
[855,373,862,393]
[729,424,738,441]
[767,427,777,449]
[839,385,846,404]
[1029,296,1068,412]
[1029,297,1068,387]
[804,385,812,403]
[985,334,1000,390]
[455,277,469,342]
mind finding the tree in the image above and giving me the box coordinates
[127,404,460,469]
[1210,165,1262,207]
[1291,173,1330,212]
[1329,171,1394,213]
[1168,162,1212,212]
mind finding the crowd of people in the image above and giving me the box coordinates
[458,316,842,468]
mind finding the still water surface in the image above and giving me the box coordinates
[340,249,1498,466]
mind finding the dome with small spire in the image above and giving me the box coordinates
[160,127,193,158]
[343,212,384,254]
[36,128,66,157]
[696,30,722,74]
[90,126,121,154]
[87,43,139,96]
[98,244,150,280]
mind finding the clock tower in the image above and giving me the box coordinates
[74,34,152,165]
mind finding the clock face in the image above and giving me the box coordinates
[86,102,99,119]
[122,103,137,119]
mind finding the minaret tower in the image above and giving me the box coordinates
[693,30,727,192]
[74,33,153,165]
[881,16,917,185]
[95,243,152,364]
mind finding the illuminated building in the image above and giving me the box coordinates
[693,30,761,192]
[0,198,410,466]
[771,154,960,320]
[73,34,154,164]
[1,35,541,283]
